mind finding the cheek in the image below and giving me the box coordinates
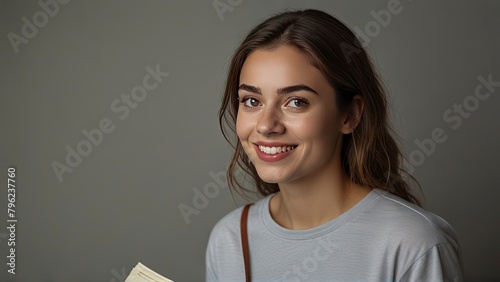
[235,112,251,139]
[295,109,340,141]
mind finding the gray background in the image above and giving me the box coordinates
[0,0,499,281]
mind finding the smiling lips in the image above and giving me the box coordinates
[253,143,298,162]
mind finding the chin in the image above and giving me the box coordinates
[254,166,293,184]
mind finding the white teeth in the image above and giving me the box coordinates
[258,145,296,155]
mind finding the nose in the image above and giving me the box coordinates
[256,105,285,136]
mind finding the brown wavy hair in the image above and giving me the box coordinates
[218,9,422,206]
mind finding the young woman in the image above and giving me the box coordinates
[206,9,463,281]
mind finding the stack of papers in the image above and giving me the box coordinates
[124,262,174,282]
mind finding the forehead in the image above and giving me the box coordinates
[239,45,332,94]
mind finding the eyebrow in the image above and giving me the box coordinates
[238,84,319,95]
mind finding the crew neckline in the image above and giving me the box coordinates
[260,188,385,240]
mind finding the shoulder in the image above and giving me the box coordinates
[360,188,461,268]
[205,196,270,281]
[207,195,271,255]
[368,189,459,247]
[360,189,463,280]
[207,205,244,243]
[208,194,271,239]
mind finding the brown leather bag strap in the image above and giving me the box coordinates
[241,203,253,282]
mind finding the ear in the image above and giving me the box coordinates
[340,95,364,134]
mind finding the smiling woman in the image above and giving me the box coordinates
[206,9,463,281]
[236,45,357,198]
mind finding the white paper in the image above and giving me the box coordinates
[124,262,174,282]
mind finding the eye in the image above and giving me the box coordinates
[286,98,308,109]
[240,97,261,108]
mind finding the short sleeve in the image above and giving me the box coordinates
[205,228,219,282]
[205,206,246,282]
[399,243,463,282]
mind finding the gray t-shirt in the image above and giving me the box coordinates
[206,188,463,281]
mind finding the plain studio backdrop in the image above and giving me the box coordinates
[0,0,499,281]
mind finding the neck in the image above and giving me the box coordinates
[269,165,370,230]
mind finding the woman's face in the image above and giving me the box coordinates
[236,45,348,185]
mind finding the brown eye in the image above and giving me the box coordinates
[241,97,261,108]
[287,98,308,109]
